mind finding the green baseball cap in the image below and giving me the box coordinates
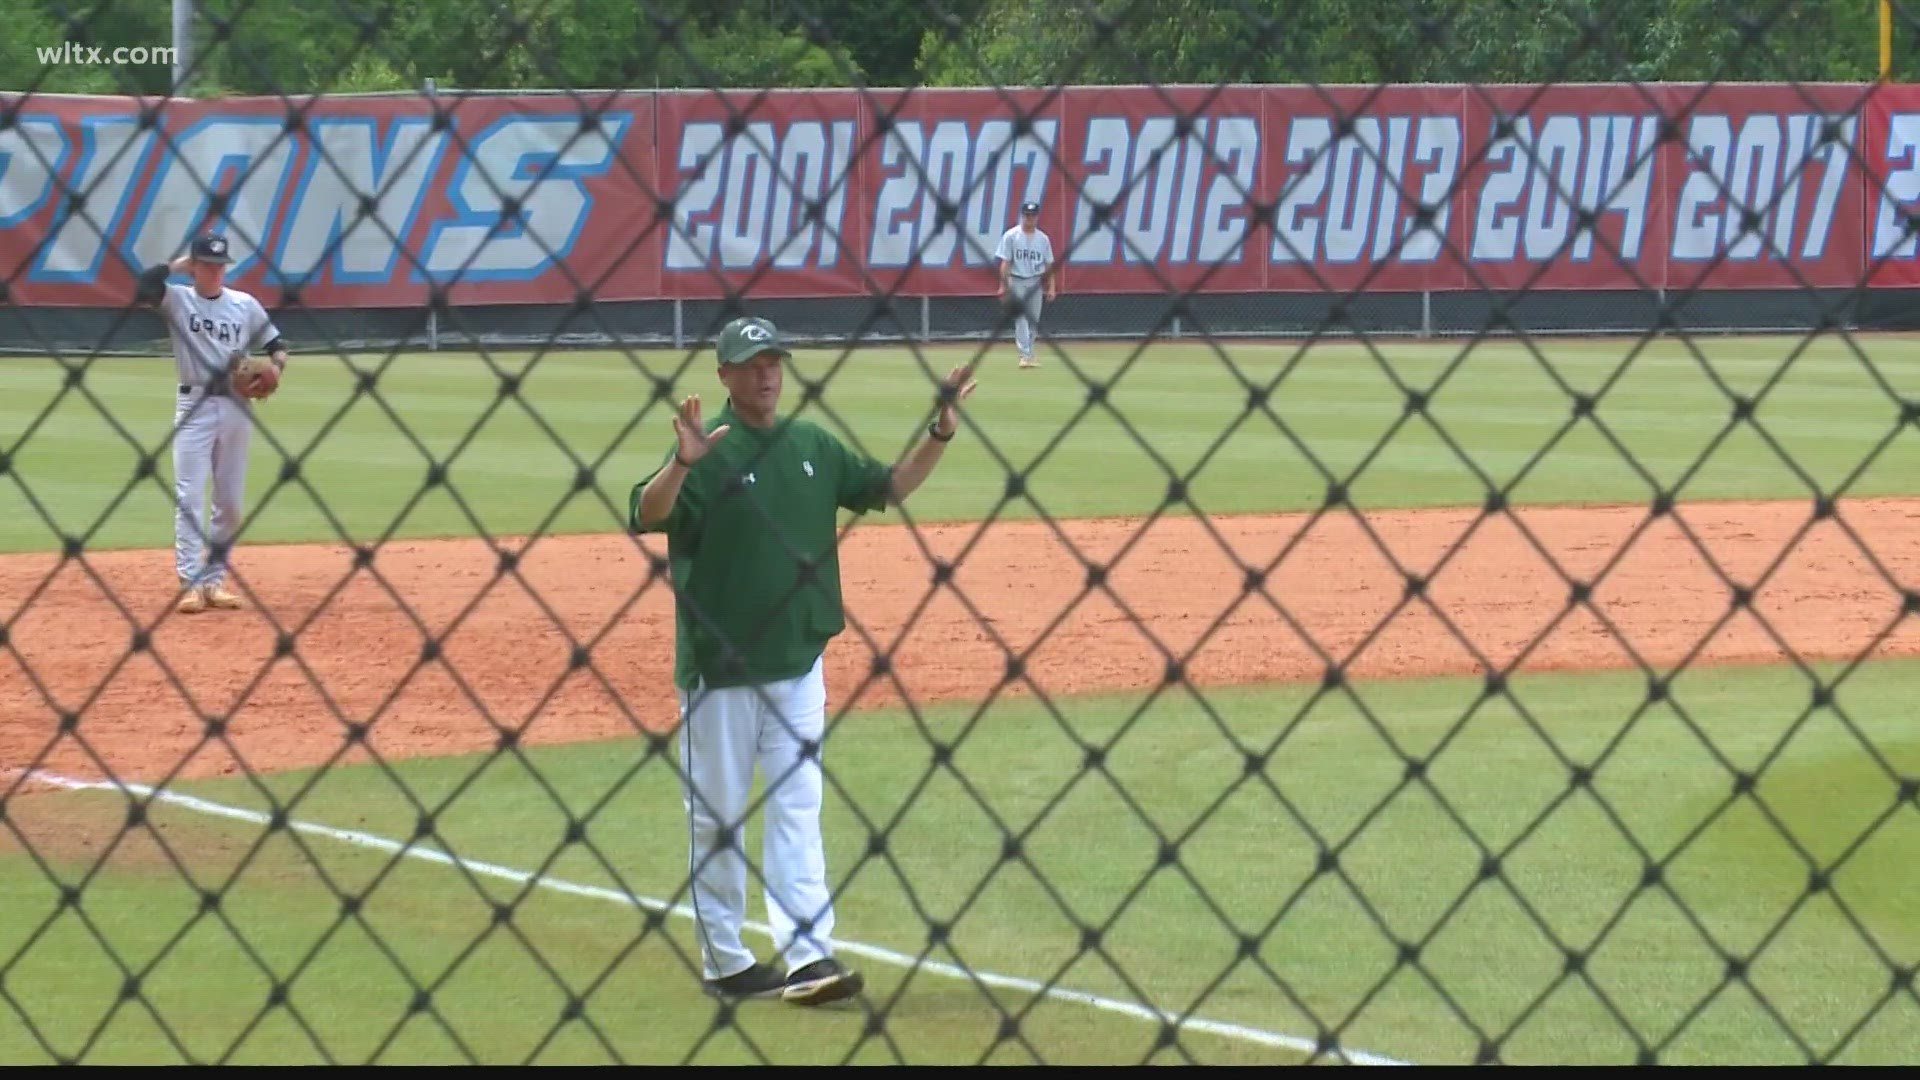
[715,316,792,365]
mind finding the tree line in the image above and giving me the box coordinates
[2,0,1906,98]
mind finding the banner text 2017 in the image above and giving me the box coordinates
[5,84,1920,308]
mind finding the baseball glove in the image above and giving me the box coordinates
[231,353,280,399]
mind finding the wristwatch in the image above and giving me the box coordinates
[928,420,955,443]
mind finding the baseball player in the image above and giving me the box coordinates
[134,232,289,615]
[630,315,975,1007]
[995,200,1058,369]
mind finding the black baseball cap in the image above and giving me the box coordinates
[190,233,231,264]
[1021,201,1040,214]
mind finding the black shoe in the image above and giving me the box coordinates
[703,962,787,1001]
[782,958,865,1007]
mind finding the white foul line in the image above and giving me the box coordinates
[17,770,1409,1066]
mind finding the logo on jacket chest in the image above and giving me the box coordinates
[726,458,815,491]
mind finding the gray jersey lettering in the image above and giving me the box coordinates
[995,226,1054,279]
[161,284,279,385]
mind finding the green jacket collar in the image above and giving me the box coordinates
[716,399,790,443]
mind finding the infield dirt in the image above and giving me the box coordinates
[5,498,1918,785]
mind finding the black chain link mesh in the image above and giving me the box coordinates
[5,0,1920,1065]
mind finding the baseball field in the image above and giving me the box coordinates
[3,335,1919,1064]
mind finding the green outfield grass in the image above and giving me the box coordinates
[3,334,1920,555]
[5,660,1917,1065]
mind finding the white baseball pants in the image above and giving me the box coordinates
[1008,276,1044,360]
[678,654,836,981]
[173,387,253,590]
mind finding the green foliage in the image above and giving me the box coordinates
[917,0,1091,87]
[677,15,862,88]
[808,0,974,86]
[919,0,1912,88]
[196,0,410,97]
[0,0,1913,96]
[3,0,172,95]
[326,54,414,94]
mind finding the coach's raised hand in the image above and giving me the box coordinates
[886,364,976,506]
[933,364,977,438]
[671,393,731,467]
[634,394,729,531]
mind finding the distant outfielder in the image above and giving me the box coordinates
[995,200,1058,369]
[135,232,289,614]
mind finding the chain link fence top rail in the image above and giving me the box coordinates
[5,0,1920,1066]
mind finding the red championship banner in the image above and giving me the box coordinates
[1863,82,1920,288]
[1455,83,1675,293]
[0,83,1911,307]
[857,87,1065,300]
[1055,84,1266,296]
[657,88,867,300]
[1644,83,1871,293]
[1261,84,1470,294]
[0,91,659,308]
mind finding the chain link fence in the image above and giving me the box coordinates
[4,0,1920,1065]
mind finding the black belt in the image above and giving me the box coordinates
[180,376,234,395]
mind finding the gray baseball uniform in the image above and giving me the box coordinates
[156,281,281,590]
[995,224,1054,361]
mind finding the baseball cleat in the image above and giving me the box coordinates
[176,587,209,615]
[205,586,244,610]
[703,962,788,1001]
[781,958,864,1007]
[1018,358,1038,369]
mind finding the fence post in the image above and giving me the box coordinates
[1883,0,1895,81]
[673,298,685,349]
[921,295,930,342]
[423,78,440,352]
[1421,290,1433,339]
[170,0,196,96]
